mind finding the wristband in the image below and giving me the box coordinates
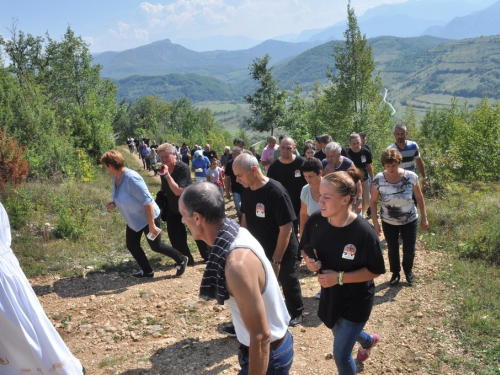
[337,271,344,286]
[272,259,281,265]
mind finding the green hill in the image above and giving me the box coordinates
[114,73,237,102]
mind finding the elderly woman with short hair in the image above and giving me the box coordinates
[370,149,429,286]
[101,150,188,278]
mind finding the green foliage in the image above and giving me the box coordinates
[318,2,392,145]
[244,55,290,136]
[0,25,117,173]
[3,188,33,229]
[418,97,500,186]
[115,73,236,103]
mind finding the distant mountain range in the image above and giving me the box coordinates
[92,0,500,114]
[171,0,499,51]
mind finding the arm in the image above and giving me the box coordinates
[370,185,381,237]
[413,181,429,231]
[415,158,429,189]
[224,175,231,200]
[241,213,247,229]
[144,202,160,236]
[318,267,381,288]
[271,223,293,277]
[226,249,271,375]
[367,163,374,182]
[299,201,309,239]
[163,173,184,197]
[354,180,363,214]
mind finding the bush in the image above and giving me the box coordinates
[3,188,33,229]
[0,127,29,199]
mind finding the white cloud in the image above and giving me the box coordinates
[100,0,408,50]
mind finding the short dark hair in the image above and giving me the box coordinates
[233,138,246,147]
[301,157,322,175]
[358,132,366,139]
[181,183,225,224]
[319,134,333,144]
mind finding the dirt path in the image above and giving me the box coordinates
[29,149,467,374]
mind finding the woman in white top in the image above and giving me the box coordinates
[299,157,323,238]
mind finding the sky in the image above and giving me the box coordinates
[0,0,409,53]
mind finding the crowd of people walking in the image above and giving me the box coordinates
[118,124,429,374]
[1,126,429,374]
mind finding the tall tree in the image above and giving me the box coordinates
[323,1,391,142]
[244,55,289,136]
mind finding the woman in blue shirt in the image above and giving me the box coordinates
[101,150,188,278]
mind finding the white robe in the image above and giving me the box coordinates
[0,202,83,374]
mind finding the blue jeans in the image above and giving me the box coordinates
[233,192,242,223]
[238,330,294,374]
[382,219,418,274]
[332,318,373,375]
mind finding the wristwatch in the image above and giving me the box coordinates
[357,197,363,202]
[272,259,281,265]
[423,177,429,181]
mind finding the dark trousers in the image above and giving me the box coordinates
[125,216,185,274]
[277,249,304,318]
[164,211,209,264]
[382,219,418,275]
[145,158,152,171]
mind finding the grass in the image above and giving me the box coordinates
[423,182,500,373]
[8,148,190,278]
[97,356,126,369]
[6,144,500,373]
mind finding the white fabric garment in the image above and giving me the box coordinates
[0,202,83,374]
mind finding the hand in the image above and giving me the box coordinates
[304,255,322,273]
[373,222,382,237]
[225,192,231,200]
[105,202,116,210]
[159,164,169,176]
[318,269,339,288]
[271,262,280,278]
[149,225,160,237]
[421,217,429,231]
[354,201,362,214]
[422,179,429,190]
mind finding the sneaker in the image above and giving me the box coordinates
[222,324,237,337]
[405,271,415,284]
[132,270,154,279]
[175,256,188,277]
[289,315,304,327]
[389,273,400,286]
[315,290,321,299]
[356,333,379,362]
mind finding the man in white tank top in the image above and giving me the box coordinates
[179,182,294,374]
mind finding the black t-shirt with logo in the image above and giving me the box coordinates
[240,179,297,260]
[300,212,385,328]
[346,147,373,181]
[267,156,306,215]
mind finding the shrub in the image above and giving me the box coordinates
[0,127,29,199]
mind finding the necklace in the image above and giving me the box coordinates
[328,212,351,227]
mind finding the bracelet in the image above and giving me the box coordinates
[337,271,344,286]
[272,259,281,265]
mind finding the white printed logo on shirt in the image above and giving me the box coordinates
[256,203,265,218]
[295,170,301,177]
[361,155,366,163]
[342,244,357,260]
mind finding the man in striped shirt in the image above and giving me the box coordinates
[387,123,429,189]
